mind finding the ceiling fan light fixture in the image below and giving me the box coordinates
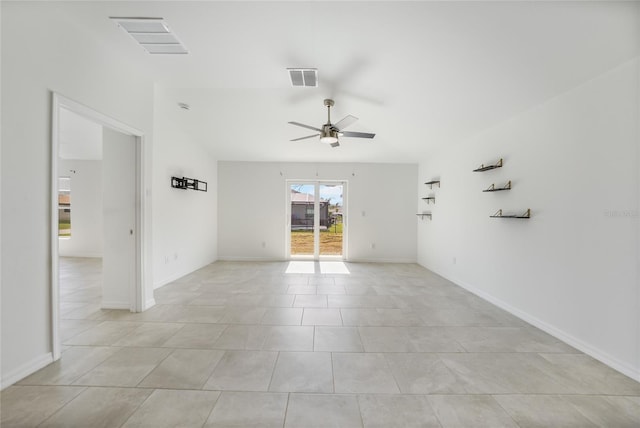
[320,128,338,144]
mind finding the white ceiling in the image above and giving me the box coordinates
[51,1,640,162]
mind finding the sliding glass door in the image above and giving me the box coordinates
[288,181,345,259]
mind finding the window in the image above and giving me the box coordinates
[58,177,71,237]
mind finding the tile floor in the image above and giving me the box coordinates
[2,257,640,427]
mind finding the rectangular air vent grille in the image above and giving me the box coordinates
[288,68,318,87]
[110,17,188,55]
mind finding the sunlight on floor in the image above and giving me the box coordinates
[319,261,350,275]
[285,261,316,274]
[285,261,350,275]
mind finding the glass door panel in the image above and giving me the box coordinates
[319,183,343,256]
[290,183,315,256]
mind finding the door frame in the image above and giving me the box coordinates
[285,180,348,260]
[50,93,148,361]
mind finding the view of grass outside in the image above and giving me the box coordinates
[290,183,343,256]
[291,221,343,255]
[59,220,71,237]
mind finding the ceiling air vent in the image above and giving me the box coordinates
[110,17,188,55]
[287,68,318,87]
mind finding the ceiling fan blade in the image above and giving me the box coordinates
[288,121,322,132]
[333,115,358,131]
[330,142,340,148]
[340,131,375,139]
[291,134,320,142]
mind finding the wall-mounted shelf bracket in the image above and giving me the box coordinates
[490,208,530,219]
[473,158,503,172]
[422,197,435,204]
[483,181,511,192]
[424,180,440,189]
[416,213,432,220]
[171,176,208,192]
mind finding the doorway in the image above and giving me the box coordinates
[50,93,147,361]
[287,181,346,260]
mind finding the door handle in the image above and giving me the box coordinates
[129,229,134,235]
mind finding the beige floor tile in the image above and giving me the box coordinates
[0,385,86,427]
[358,394,441,428]
[13,258,635,428]
[161,323,228,348]
[122,389,220,428]
[112,322,185,347]
[39,387,152,428]
[203,350,278,391]
[212,325,267,350]
[63,321,143,346]
[333,353,400,393]
[440,353,585,394]
[18,346,120,385]
[302,308,343,326]
[538,353,640,395]
[385,353,466,394]
[73,347,172,387]
[262,326,315,351]
[449,326,577,353]
[269,351,333,393]
[261,308,303,325]
[314,326,364,352]
[285,393,362,428]
[219,307,268,324]
[428,395,519,427]
[139,349,225,389]
[59,319,104,342]
[287,285,317,295]
[205,391,288,427]
[560,395,640,427]
[293,295,327,307]
[317,284,346,294]
[494,395,599,428]
[358,326,464,352]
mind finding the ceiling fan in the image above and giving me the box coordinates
[288,99,375,148]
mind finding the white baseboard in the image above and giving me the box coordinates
[154,259,220,289]
[217,256,284,262]
[144,297,156,311]
[348,258,417,264]
[1,352,53,390]
[100,300,130,310]
[424,264,640,383]
[154,271,187,289]
[58,252,102,258]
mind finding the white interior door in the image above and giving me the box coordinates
[102,127,137,310]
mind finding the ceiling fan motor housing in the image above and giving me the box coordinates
[320,124,339,144]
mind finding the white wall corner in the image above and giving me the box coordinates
[426,265,640,382]
[1,352,53,390]
[143,297,156,311]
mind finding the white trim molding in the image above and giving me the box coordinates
[1,352,53,390]
[51,93,149,364]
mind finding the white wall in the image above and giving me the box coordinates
[417,59,640,380]
[152,88,218,288]
[1,3,154,387]
[218,162,417,262]
[58,160,103,258]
